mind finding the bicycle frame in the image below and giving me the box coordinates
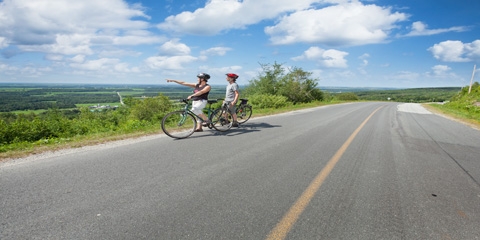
[176,99,217,123]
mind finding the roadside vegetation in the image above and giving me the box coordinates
[1,62,479,160]
[425,82,480,128]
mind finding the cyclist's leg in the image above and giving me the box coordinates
[225,101,239,126]
[191,100,208,130]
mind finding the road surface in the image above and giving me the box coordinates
[1,102,480,239]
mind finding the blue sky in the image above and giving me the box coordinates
[0,0,479,88]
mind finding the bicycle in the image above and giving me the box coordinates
[235,98,252,124]
[214,98,252,125]
[161,99,233,139]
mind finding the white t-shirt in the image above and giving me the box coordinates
[225,82,239,102]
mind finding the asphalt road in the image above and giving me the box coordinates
[1,102,480,240]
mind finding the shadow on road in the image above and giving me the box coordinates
[182,122,281,139]
[219,122,281,136]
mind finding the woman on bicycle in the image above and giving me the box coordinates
[166,73,211,132]
[224,73,240,127]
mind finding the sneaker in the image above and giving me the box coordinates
[194,128,203,132]
[232,122,239,127]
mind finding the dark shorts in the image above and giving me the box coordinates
[224,101,236,113]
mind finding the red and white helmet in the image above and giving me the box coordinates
[226,73,239,79]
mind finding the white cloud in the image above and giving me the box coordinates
[45,54,64,61]
[66,57,138,74]
[98,49,142,58]
[114,63,140,73]
[206,65,243,80]
[428,40,480,62]
[159,39,191,56]
[18,34,94,56]
[0,63,19,73]
[145,55,197,70]
[466,40,480,59]
[0,0,160,56]
[423,65,462,85]
[158,0,407,47]
[70,55,86,64]
[292,46,348,68]
[157,0,320,35]
[70,58,120,71]
[431,65,451,76]
[403,21,467,37]
[0,37,8,49]
[265,1,407,46]
[200,47,232,56]
[359,53,370,67]
[111,34,164,46]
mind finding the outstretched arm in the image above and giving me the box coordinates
[166,79,196,88]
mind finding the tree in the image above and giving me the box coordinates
[244,62,284,96]
[244,62,323,104]
[276,67,323,103]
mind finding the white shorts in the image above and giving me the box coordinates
[191,100,207,116]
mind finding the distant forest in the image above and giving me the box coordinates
[0,84,226,112]
[353,87,460,103]
[0,83,461,112]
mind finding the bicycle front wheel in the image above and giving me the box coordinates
[210,108,233,132]
[161,111,197,139]
[236,104,252,124]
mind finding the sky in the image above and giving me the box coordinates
[0,0,479,88]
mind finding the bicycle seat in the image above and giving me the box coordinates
[207,99,218,104]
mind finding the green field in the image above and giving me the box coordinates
[0,83,226,113]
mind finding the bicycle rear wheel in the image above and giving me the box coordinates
[210,108,233,132]
[236,104,252,124]
[161,110,196,139]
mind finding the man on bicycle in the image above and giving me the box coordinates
[166,73,211,132]
[224,73,240,127]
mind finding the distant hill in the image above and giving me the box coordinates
[350,87,461,102]
[320,86,400,93]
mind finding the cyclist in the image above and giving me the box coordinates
[224,73,240,127]
[166,73,211,132]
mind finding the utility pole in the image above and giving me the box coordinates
[468,64,476,94]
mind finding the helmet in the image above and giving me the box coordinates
[226,73,239,79]
[197,73,210,81]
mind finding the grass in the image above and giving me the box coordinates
[423,103,480,130]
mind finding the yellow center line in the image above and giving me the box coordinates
[266,106,384,240]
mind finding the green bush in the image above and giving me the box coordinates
[249,94,290,109]
[129,94,172,121]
